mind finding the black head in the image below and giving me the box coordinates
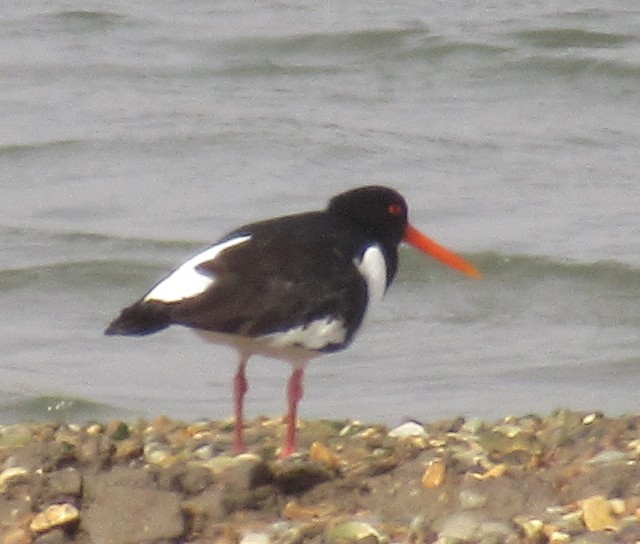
[327,185,409,247]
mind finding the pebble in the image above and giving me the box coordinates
[388,422,427,438]
[309,442,341,470]
[0,426,33,449]
[45,468,82,498]
[239,532,270,544]
[580,495,620,531]
[326,521,385,544]
[421,459,446,488]
[548,530,571,544]
[458,489,487,510]
[0,466,29,492]
[29,503,80,533]
[143,442,176,467]
[1,527,32,544]
[438,513,479,543]
[192,444,214,461]
[513,517,544,540]
[587,450,627,465]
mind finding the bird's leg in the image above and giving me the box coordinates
[233,354,249,454]
[281,364,306,457]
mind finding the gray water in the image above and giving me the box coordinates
[2,0,640,425]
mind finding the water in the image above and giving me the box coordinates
[2,0,640,425]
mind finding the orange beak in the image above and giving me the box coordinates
[404,224,482,279]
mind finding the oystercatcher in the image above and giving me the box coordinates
[105,186,481,456]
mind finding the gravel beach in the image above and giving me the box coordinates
[2,410,640,544]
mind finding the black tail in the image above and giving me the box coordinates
[105,301,171,336]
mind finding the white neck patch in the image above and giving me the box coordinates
[144,235,251,303]
[355,245,387,309]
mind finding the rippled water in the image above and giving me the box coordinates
[2,1,640,425]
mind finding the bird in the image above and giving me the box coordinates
[105,185,481,456]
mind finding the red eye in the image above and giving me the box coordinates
[387,203,403,215]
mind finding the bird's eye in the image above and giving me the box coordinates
[387,203,403,215]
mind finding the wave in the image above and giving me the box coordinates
[0,395,132,425]
[2,230,639,298]
[399,249,640,288]
[513,28,634,49]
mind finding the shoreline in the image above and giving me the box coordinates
[1,410,640,543]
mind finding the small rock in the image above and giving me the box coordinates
[472,464,507,481]
[548,530,571,544]
[513,517,544,540]
[113,438,142,461]
[33,528,68,544]
[609,498,626,515]
[143,442,176,467]
[1,527,32,544]
[581,495,620,532]
[0,467,28,492]
[421,459,446,489]
[388,422,427,438]
[560,510,586,533]
[81,476,184,544]
[30,503,80,533]
[214,454,273,493]
[438,513,479,543]
[587,450,627,465]
[407,516,436,544]
[182,488,227,526]
[282,499,321,520]
[192,444,214,461]
[239,532,270,544]
[309,442,341,470]
[179,463,213,495]
[45,468,82,498]
[0,425,32,449]
[326,521,385,544]
[459,489,487,510]
[477,521,515,543]
[106,420,130,441]
[460,418,484,434]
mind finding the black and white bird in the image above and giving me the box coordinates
[105,186,481,456]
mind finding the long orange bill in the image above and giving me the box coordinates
[403,224,482,279]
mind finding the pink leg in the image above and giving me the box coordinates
[233,354,249,454]
[281,365,305,458]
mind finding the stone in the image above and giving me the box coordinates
[388,422,427,438]
[1,527,31,544]
[326,521,385,544]
[239,532,270,544]
[45,468,82,498]
[0,467,29,493]
[459,489,487,510]
[214,454,273,494]
[421,459,446,489]
[179,463,214,495]
[282,499,321,520]
[587,451,627,466]
[581,495,620,532]
[81,486,184,544]
[309,442,341,470]
[30,503,80,533]
[438,513,479,543]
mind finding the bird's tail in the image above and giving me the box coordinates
[105,301,171,336]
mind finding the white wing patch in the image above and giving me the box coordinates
[355,245,387,310]
[144,235,251,303]
[263,316,347,351]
